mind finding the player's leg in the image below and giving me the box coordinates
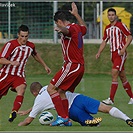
[103,51,121,105]
[109,68,119,102]
[0,73,11,99]
[59,89,69,117]
[69,98,94,126]
[47,83,69,126]
[8,76,27,122]
[48,63,84,126]
[98,102,133,126]
[70,94,102,126]
[102,68,119,105]
[119,70,133,104]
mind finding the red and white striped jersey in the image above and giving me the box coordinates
[0,39,37,77]
[103,21,132,52]
[60,23,87,65]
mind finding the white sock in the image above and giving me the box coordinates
[109,107,130,121]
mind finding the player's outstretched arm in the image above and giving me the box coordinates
[18,117,34,126]
[17,108,32,116]
[33,53,51,74]
[69,2,87,28]
[0,58,20,66]
[96,40,106,59]
[119,35,132,55]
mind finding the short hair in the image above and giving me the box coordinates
[30,82,42,93]
[54,11,70,22]
[18,25,29,33]
[107,8,116,15]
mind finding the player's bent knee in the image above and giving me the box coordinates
[98,102,112,113]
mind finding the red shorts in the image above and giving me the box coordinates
[111,50,127,71]
[50,62,84,92]
[0,72,26,98]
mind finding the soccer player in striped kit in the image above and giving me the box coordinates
[0,25,51,122]
[96,8,133,105]
[47,2,87,126]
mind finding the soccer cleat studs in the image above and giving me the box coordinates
[85,117,102,126]
[126,119,133,127]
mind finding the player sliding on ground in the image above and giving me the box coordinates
[18,82,133,127]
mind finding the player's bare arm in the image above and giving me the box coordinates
[96,40,106,59]
[0,58,20,66]
[18,117,34,126]
[17,108,32,116]
[69,2,87,28]
[119,35,133,55]
[33,53,51,74]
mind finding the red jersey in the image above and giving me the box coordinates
[0,39,37,77]
[103,21,132,52]
[60,23,86,65]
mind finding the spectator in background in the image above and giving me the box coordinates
[96,8,133,105]
[0,25,51,122]
[46,2,87,126]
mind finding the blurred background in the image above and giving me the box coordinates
[0,0,133,44]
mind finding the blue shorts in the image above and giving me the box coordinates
[69,94,100,126]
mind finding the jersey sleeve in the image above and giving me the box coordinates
[30,43,37,56]
[120,23,132,36]
[66,24,87,37]
[0,42,14,59]
[29,99,44,118]
[80,25,87,36]
[31,47,37,56]
[102,27,109,42]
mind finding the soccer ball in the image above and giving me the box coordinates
[39,111,54,125]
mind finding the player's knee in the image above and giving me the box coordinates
[47,84,57,94]
[99,102,111,113]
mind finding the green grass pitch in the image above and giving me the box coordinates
[0,74,133,132]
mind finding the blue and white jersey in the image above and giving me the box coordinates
[66,91,80,108]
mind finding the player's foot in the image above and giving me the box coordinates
[85,117,102,127]
[126,119,133,127]
[60,120,72,126]
[128,98,133,104]
[50,116,69,126]
[8,111,17,122]
[102,98,114,105]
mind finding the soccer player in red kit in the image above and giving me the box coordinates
[96,8,133,105]
[47,2,87,126]
[0,25,51,122]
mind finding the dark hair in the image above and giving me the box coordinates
[107,8,116,15]
[54,11,70,22]
[18,25,29,33]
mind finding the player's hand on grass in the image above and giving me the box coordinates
[17,110,29,116]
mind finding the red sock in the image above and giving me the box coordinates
[110,81,118,102]
[62,98,69,117]
[123,81,133,98]
[12,95,24,112]
[50,92,67,118]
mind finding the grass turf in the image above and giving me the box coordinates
[0,74,133,131]
[0,43,133,131]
